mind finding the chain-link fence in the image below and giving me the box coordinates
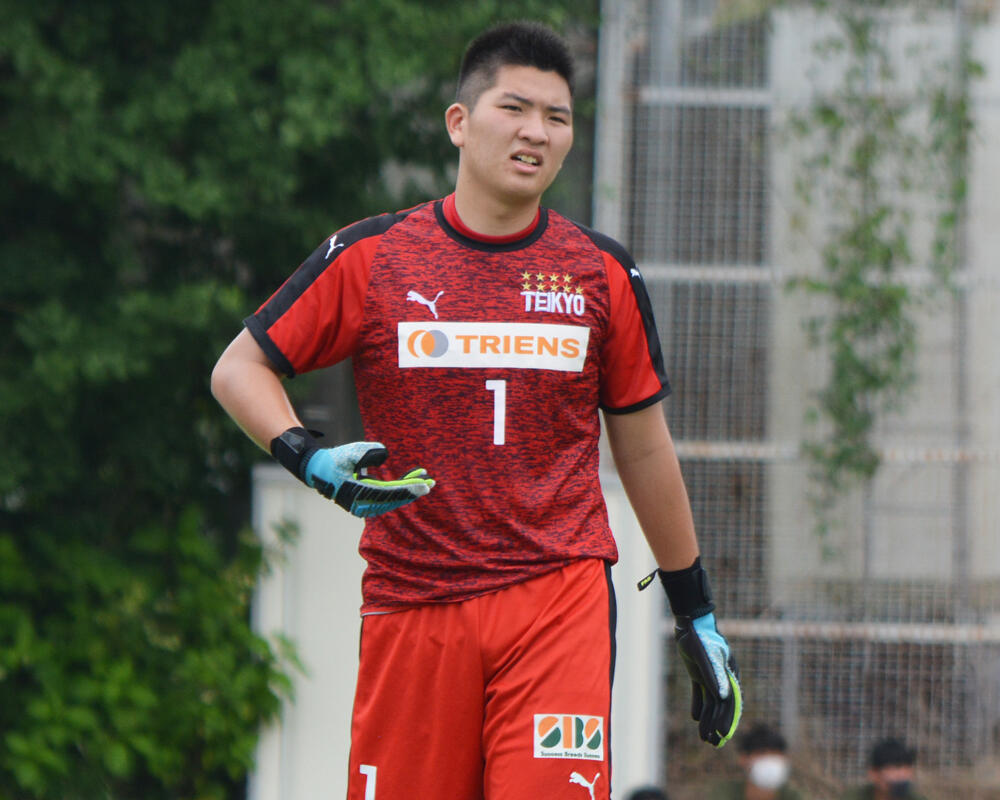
[603,0,1000,795]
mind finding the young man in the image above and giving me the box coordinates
[212,21,741,799]
[709,723,806,800]
[839,739,928,800]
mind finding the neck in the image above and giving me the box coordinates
[452,181,541,237]
[745,784,778,800]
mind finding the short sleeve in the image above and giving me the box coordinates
[598,250,670,413]
[243,219,391,376]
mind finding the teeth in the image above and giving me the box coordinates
[514,155,539,165]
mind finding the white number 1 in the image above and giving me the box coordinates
[485,380,506,445]
[360,764,377,800]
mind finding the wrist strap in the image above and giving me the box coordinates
[657,556,716,619]
[270,427,323,481]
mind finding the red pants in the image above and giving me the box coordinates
[346,559,616,800]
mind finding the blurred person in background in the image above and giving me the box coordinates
[625,786,670,800]
[839,738,927,800]
[709,723,806,800]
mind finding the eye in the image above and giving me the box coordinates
[501,104,522,112]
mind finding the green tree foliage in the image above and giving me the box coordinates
[0,0,595,796]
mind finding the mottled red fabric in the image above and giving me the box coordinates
[246,197,669,612]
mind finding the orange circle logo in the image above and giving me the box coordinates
[406,328,448,358]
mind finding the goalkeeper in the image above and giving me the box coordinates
[211,20,739,800]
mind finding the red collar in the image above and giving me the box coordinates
[443,194,541,243]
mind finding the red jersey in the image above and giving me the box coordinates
[246,197,669,612]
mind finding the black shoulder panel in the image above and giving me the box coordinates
[249,205,427,332]
[243,204,429,376]
[571,222,670,405]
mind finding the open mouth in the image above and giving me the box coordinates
[512,154,540,166]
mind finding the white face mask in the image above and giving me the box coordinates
[748,755,790,790]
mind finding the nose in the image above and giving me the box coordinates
[518,111,548,145]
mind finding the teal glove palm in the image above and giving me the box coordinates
[674,611,742,748]
[303,441,434,517]
[271,428,434,518]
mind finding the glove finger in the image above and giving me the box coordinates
[353,443,389,471]
[312,477,336,499]
[353,497,415,517]
[370,469,435,497]
[690,615,732,699]
[699,694,722,746]
[719,669,743,746]
[360,473,434,496]
[363,468,434,492]
[701,670,743,748]
[352,482,425,504]
[676,626,724,702]
[690,681,704,722]
[400,468,429,480]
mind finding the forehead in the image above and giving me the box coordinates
[743,749,786,760]
[874,764,914,776]
[484,64,573,110]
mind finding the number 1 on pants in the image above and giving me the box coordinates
[485,380,506,445]
[359,764,377,800]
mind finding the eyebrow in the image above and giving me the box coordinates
[498,92,572,117]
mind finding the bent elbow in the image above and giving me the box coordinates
[210,354,236,406]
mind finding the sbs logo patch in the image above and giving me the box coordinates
[533,714,604,760]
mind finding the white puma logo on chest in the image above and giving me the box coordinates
[406,289,444,319]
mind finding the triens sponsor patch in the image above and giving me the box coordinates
[398,321,589,372]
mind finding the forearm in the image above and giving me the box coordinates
[211,329,434,517]
[211,328,302,451]
[607,407,741,747]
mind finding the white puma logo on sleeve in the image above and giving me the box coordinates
[326,234,344,258]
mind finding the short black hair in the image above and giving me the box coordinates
[738,723,788,755]
[870,738,916,768]
[455,21,575,109]
[625,788,669,800]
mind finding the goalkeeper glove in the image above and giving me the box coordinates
[270,427,434,518]
[639,557,742,747]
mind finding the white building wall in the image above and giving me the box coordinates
[768,7,1000,598]
[966,18,1000,587]
[248,465,366,800]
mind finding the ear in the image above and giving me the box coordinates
[445,102,467,147]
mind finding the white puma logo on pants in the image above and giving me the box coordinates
[569,770,600,800]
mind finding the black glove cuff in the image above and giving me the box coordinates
[269,427,323,482]
[659,556,715,619]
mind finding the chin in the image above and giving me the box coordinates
[503,177,555,202]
